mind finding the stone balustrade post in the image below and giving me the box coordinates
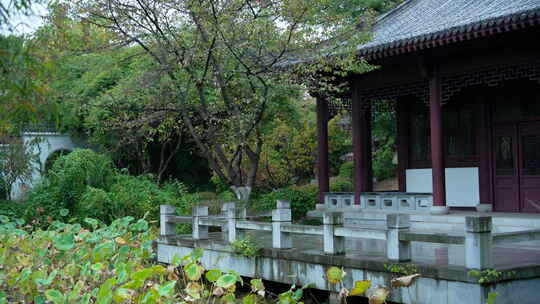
[272,200,292,249]
[192,205,209,240]
[386,214,411,261]
[221,202,236,239]
[227,207,246,242]
[323,212,345,255]
[160,205,177,236]
[465,216,492,269]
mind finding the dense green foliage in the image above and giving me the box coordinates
[330,178,354,192]
[254,185,319,220]
[372,103,397,181]
[0,35,51,134]
[339,162,354,180]
[18,149,193,228]
[0,216,336,304]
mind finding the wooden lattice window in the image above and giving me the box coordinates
[443,104,477,157]
[409,100,430,162]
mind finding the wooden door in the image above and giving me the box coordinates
[519,122,540,213]
[493,125,519,212]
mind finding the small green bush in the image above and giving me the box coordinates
[330,177,353,192]
[230,235,262,257]
[109,174,171,221]
[77,187,114,222]
[47,149,115,207]
[338,162,354,179]
[0,177,8,200]
[0,200,26,218]
[253,184,318,221]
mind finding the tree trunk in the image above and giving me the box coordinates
[230,185,252,203]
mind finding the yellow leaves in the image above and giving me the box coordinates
[326,266,346,284]
[350,280,371,296]
[185,282,203,300]
[115,237,127,245]
[367,285,390,304]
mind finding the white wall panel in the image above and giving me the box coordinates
[406,167,480,207]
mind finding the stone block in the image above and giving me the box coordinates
[397,196,416,210]
[323,212,343,225]
[326,195,342,208]
[221,202,236,213]
[160,205,176,215]
[342,194,354,207]
[192,205,209,217]
[227,207,246,219]
[466,216,492,232]
[381,196,398,211]
[363,195,381,209]
[272,208,292,222]
[276,200,291,209]
[387,214,410,229]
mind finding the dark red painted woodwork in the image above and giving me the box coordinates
[492,121,540,213]
[316,96,330,204]
[351,88,373,205]
[518,121,540,213]
[429,68,446,207]
[314,28,540,213]
[396,99,410,192]
[478,97,492,205]
[493,124,519,212]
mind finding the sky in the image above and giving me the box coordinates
[1,0,48,35]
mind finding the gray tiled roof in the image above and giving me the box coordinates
[360,0,540,57]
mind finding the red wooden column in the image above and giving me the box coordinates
[477,96,493,211]
[351,88,373,205]
[429,67,449,214]
[316,95,330,204]
[396,99,409,192]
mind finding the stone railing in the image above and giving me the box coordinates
[160,202,540,270]
[322,192,433,212]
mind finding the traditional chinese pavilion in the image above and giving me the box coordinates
[316,0,540,214]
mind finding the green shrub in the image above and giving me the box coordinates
[47,149,115,207]
[330,177,353,192]
[23,149,196,228]
[23,181,69,227]
[230,235,262,257]
[0,200,26,219]
[22,149,115,227]
[254,184,318,220]
[0,177,8,200]
[77,187,114,222]
[338,162,354,179]
[109,174,170,221]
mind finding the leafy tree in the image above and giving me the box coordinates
[68,0,375,204]
[27,5,207,185]
[0,136,37,200]
[0,0,38,27]
[0,35,52,134]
